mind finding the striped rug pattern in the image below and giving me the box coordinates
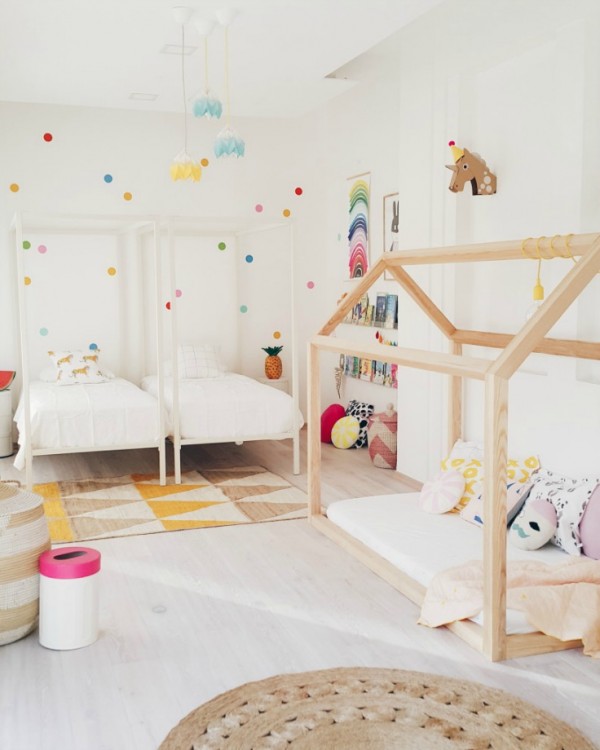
[35,466,308,544]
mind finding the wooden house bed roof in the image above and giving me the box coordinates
[307,232,600,662]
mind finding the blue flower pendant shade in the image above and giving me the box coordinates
[170,149,202,181]
[214,124,245,158]
[193,90,223,119]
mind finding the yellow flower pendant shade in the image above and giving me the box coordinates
[170,150,201,182]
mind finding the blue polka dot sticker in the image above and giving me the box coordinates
[104,174,113,183]
[39,327,48,337]
[245,254,254,263]
[89,342,98,350]
[240,305,248,313]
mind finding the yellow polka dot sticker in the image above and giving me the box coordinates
[282,208,291,217]
[24,276,31,286]
[201,158,209,167]
[9,183,19,193]
[123,192,132,201]
[107,267,117,276]
[273,331,281,340]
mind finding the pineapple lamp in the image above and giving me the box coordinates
[170,6,202,181]
[214,8,245,158]
[262,346,283,380]
[192,18,223,119]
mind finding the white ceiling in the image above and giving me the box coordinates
[0,0,443,118]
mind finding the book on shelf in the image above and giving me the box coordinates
[352,356,360,378]
[372,360,385,385]
[384,294,398,329]
[365,304,374,326]
[359,358,372,381]
[374,293,387,327]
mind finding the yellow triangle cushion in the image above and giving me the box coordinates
[331,416,360,449]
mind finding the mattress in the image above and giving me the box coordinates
[141,373,304,441]
[327,493,570,635]
[14,378,162,470]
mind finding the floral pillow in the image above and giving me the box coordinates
[48,350,107,386]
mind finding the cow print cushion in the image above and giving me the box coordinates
[345,400,374,449]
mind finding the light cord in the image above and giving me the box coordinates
[225,25,231,125]
[181,24,188,152]
[204,36,209,92]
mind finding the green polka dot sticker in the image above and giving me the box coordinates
[22,240,31,249]
[240,305,248,313]
[218,241,226,251]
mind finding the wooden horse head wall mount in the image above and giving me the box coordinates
[446,140,496,195]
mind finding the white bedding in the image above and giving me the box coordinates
[14,379,162,470]
[327,493,571,635]
[141,373,303,440]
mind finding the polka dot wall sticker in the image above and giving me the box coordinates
[294,187,303,196]
[107,267,117,276]
[282,209,291,218]
[175,289,182,298]
[103,174,113,183]
[306,280,315,289]
[255,203,263,213]
[273,331,281,340]
[38,244,47,254]
[201,158,209,167]
[22,241,31,250]
[166,301,171,310]
[39,327,48,337]
[123,192,132,201]
[218,241,226,251]
[24,276,31,286]
[245,254,253,263]
[9,183,19,193]
[89,343,98,351]
[43,132,53,142]
[240,304,248,313]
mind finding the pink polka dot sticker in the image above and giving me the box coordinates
[254,203,263,213]
[175,289,182,298]
[306,281,315,289]
[38,244,47,254]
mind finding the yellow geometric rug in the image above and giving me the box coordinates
[34,466,308,543]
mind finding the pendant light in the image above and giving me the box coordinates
[192,19,222,119]
[214,9,245,159]
[170,6,202,181]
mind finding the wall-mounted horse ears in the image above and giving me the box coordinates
[446,140,496,196]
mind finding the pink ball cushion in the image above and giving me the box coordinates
[580,484,600,559]
[320,404,346,443]
[419,470,465,514]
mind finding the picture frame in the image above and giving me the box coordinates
[383,192,399,280]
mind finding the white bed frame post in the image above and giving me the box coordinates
[166,220,182,484]
[152,219,167,485]
[289,222,300,475]
[14,212,34,490]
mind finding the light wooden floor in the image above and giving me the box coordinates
[1,436,599,749]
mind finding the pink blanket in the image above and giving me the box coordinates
[418,558,600,657]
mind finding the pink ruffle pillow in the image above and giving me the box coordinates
[419,470,465,514]
[320,404,346,443]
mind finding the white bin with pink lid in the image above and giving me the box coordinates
[38,547,101,650]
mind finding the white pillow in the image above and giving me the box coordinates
[39,365,115,382]
[176,344,224,379]
[46,350,109,386]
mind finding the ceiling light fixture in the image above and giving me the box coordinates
[170,6,202,182]
[192,18,222,119]
[214,9,245,159]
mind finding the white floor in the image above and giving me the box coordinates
[1,437,599,749]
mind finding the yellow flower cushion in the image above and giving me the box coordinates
[331,416,360,449]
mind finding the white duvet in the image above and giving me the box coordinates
[327,493,570,635]
[14,379,162,470]
[141,373,303,440]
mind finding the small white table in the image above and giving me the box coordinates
[256,376,289,394]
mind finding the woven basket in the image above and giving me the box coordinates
[0,483,50,645]
[367,404,398,469]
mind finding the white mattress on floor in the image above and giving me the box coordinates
[327,493,569,635]
[141,373,303,441]
[14,379,162,470]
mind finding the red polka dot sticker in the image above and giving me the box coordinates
[43,133,53,142]
[306,281,315,289]
[166,301,171,310]
[9,184,19,193]
[294,187,303,196]
[254,204,263,213]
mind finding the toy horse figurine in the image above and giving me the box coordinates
[446,140,496,195]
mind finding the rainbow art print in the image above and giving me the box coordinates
[347,173,370,279]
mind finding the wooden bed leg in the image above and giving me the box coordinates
[307,343,321,517]
[159,442,166,486]
[483,374,508,661]
[292,431,300,475]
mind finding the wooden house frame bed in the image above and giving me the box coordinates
[11,212,167,490]
[307,232,600,662]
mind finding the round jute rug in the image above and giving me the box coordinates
[159,667,596,750]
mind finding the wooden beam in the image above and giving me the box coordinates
[319,256,386,336]
[386,265,456,338]
[452,329,600,361]
[384,232,599,266]
[506,632,582,659]
[482,375,508,662]
[448,341,463,452]
[311,335,490,380]
[307,342,321,517]
[491,236,600,379]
